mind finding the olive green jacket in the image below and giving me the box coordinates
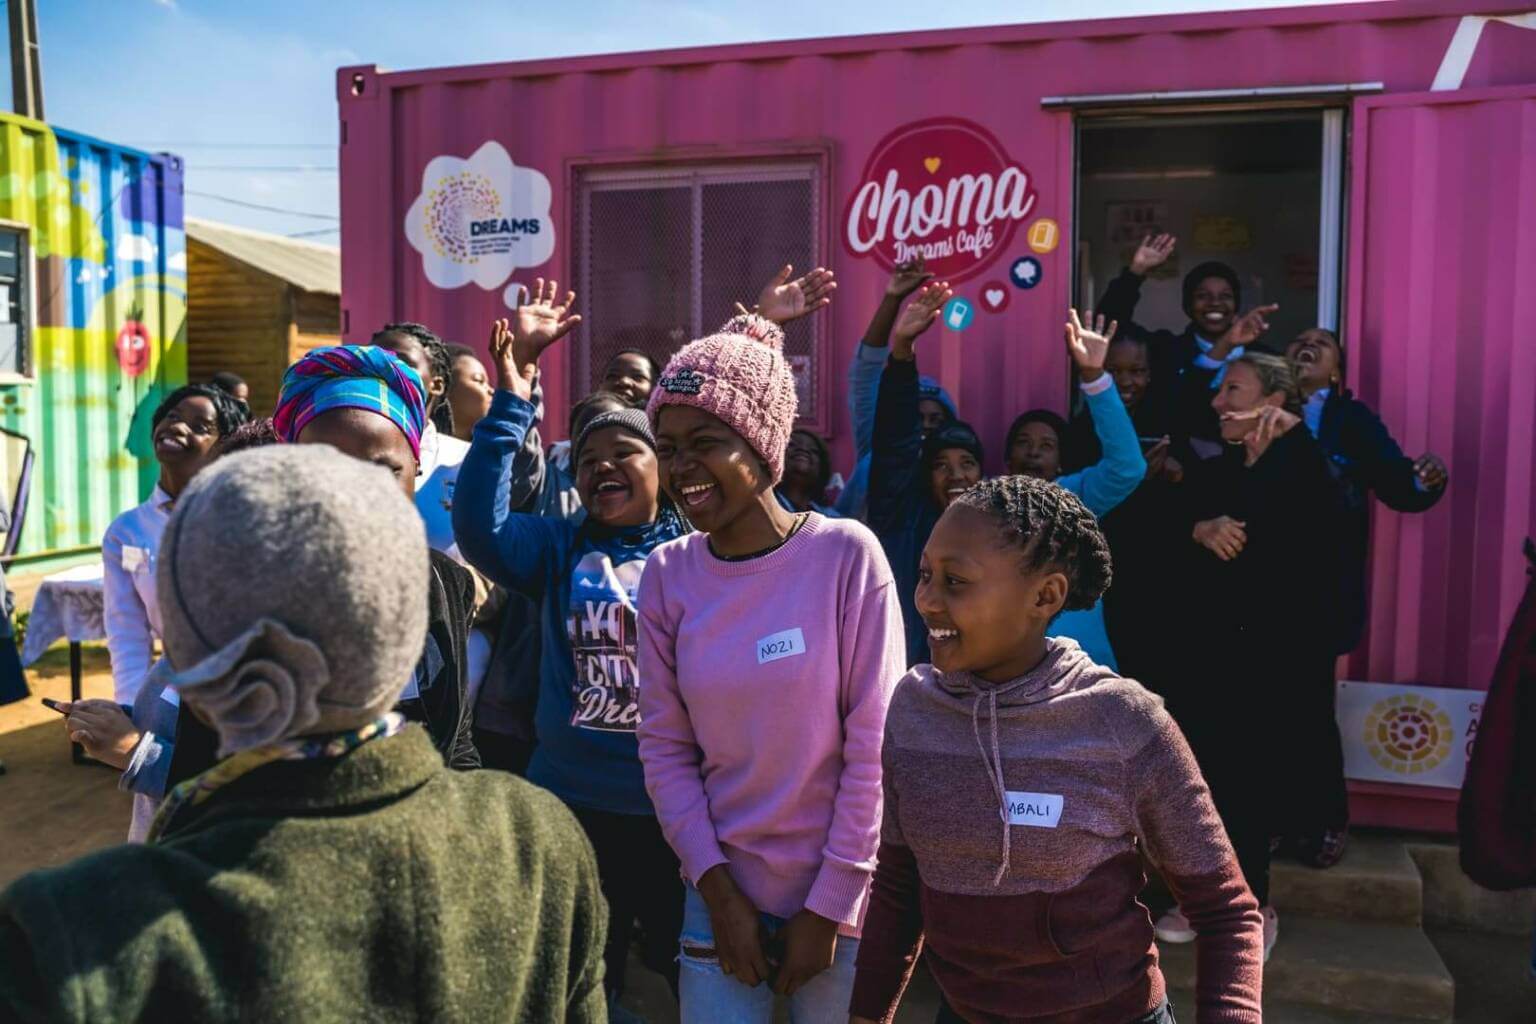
[0,725,607,1023]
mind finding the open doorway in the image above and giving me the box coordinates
[1075,109,1344,349]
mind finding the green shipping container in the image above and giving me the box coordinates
[0,113,185,570]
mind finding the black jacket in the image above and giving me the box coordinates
[1097,267,1230,443]
[1183,428,1346,669]
[1314,389,1445,653]
[868,357,941,668]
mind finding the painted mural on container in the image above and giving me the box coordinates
[0,114,185,562]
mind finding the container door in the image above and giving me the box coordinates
[1344,85,1536,692]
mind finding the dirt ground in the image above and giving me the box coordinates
[0,644,132,889]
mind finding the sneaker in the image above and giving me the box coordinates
[1155,906,1196,944]
[1261,905,1279,964]
[1295,827,1349,869]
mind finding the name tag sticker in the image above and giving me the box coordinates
[1005,791,1064,829]
[121,545,145,573]
[756,628,806,665]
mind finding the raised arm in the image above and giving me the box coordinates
[868,283,951,532]
[452,292,581,596]
[849,260,934,457]
[1096,234,1176,343]
[1059,311,1147,516]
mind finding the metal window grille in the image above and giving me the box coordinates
[0,228,30,376]
[573,162,821,419]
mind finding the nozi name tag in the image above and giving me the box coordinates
[756,628,806,665]
[1005,791,1064,829]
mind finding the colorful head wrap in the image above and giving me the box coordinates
[273,345,427,460]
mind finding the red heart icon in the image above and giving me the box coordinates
[980,281,1010,313]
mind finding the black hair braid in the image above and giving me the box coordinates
[955,475,1112,611]
[419,336,455,436]
[373,321,454,434]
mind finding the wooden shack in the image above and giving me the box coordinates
[186,218,340,415]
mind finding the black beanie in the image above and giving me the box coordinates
[1005,409,1068,455]
[1182,261,1241,317]
[575,407,656,462]
[922,420,983,470]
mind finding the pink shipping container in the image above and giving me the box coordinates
[338,0,1536,831]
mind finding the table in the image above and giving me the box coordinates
[22,563,106,763]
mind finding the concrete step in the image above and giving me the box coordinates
[1408,840,1536,936]
[1158,914,1454,1021]
[1270,834,1424,925]
[1170,989,1438,1024]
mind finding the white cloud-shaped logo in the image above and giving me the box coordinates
[405,141,554,291]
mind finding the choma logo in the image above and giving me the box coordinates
[405,141,555,293]
[843,117,1038,284]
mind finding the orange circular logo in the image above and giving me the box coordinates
[1363,694,1454,776]
[1027,218,1060,254]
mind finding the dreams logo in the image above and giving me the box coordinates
[405,141,555,291]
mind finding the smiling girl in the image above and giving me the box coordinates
[103,384,249,705]
[452,282,691,1013]
[636,312,905,1023]
[851,475,1263,1024]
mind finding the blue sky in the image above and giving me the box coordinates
[33,0,1343,241]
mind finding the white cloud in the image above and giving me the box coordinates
[118,233,158,263]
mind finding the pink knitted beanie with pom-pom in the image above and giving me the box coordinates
[646,313,798,484]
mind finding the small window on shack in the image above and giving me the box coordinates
[573,162,824,425]
[0,227,31,378]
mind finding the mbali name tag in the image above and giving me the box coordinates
[1005,791,1064,829]
[756,628,805,665]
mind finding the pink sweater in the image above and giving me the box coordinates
[636,513,906,933]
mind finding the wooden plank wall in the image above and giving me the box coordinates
[187,240,340,417]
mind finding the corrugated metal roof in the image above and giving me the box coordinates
[186,217,340,295]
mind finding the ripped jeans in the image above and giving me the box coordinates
[678,885,861,1024]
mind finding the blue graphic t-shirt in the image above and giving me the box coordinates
[452,389,689,816]
[566,549,644,733]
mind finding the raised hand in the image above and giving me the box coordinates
[1222,303,1280,351]
[511,277,581,369]
[1130,234,1177,275]
[1222,404,1301,465]
[1065,308,1118,383]
[754,265,837,324]
[885,257,934,300]
[890,281,952,360]
[1194,515,1247,561]
[486,318,529,400]
[1414,452,1448,491]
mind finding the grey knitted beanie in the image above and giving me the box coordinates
[155,444,429,755]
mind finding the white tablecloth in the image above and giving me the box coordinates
[22,562,106,665]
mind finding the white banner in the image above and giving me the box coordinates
[1337,680,1484,789]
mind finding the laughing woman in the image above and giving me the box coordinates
[637,313,906,1023]
[452,282,691,1014]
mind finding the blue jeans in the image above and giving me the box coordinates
[678,885,860,1024]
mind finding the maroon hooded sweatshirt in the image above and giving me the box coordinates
[851,639,1263,1024]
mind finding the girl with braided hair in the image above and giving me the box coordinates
[851,475,1263,1024]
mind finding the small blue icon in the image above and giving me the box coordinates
[941,297,975,331]
[1010,256,1043,290]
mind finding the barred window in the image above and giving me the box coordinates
[0,228,30,377]
[573,162,823,425]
